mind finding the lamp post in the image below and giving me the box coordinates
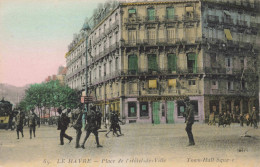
[82,21,91,129]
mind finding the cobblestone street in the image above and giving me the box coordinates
[0,123,259,167]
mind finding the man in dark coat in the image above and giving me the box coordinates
[184,97,195,146]
[28,109,37,139]
[96,107,102,129]
[72,106,83,148]
[57,108,73,145]
[105,111,121,137]
[252,106,258,129]
[81,106,102,149]
[15,110,24,139]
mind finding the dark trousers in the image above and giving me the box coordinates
[60,129,72,144]
[97,119,101,129]
[185,123,195,144]
[29,125,36,138]
[75,128,82,147]
[16,126,24,139]
[253,119,258,129]
[82,130,100,146]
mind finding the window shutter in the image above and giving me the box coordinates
[148,8,155,20]
[128,55,138,72]
[167,7,174,19]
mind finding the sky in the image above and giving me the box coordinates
[0,0,102,87]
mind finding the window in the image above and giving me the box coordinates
[187,53,197,73]
[147,29,156,40]
[168,54,177,72]
[177,101,186,117]
[99,66,101,78]
[227,81,233,90]
[167,29,175,40]
[210,53,217,66]
[128,55,138,74]
[109,61,112,74]
[140,102,149,117]
[104,63,106,76]
[188,80,196,86]
[225,57,232,67]
[147,8,155,21]
[129,30,136,43]
[185,6,194,18]
[128,102,137,117]
[148,54,158,72]
[128,8,136,14]
[212,80,218,89]
[166,7,174,19]
[115,57,119,71]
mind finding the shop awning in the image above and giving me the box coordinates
[186,6,194,12]
[149,80,157,89]
[224,29,232,40]
[168,79,176,88]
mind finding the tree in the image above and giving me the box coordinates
[19,80,80,125]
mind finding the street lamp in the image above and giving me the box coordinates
[82,20,91,129]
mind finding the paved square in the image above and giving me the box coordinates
[0,123,259,167]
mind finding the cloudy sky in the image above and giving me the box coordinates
[0,0,102,87]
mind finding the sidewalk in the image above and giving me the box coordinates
[0,123,259,167]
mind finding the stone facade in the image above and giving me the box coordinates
[65,0,260,124]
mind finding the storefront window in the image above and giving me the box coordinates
[128,102,137,117]
[140,102,149,117]
[177,100,198,116]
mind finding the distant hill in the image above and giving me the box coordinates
[0,83,30,107]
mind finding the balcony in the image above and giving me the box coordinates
[125,17,142,24]
[237,20,248,28]
[143,16,159,23]
[222,17,234,25]
[163,15,179,22]
[182,14,200,22]
[143,39,157,45]
[147,89,159,95]
[207,15,219,24]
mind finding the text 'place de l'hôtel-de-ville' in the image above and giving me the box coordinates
[65,0,260,124]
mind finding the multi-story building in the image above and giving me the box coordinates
[65,22,90,90]
[66,0,260,124]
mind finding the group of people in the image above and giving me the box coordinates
[15,109,38,139]
[57,104,124,149]
[208,106,258,129]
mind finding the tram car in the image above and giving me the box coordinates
[0,98,14,129]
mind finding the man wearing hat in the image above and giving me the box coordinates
[57,107,73,145]
[71,105,83,148]
[15,108,24,139]
[81,105,103,149]
[28,109,37,139]
[184,97,195,146]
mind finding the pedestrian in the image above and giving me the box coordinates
[105,111,121,137]
[28,109,37,139]
[239,113,244,127]
[184,97,195,146]
[57,108,73,145]
[96,107,102,129]
[81,105,103,149]
[252,106,258,129]
[245,113,250,126]
[71,106,83,148]
[113,111,124,136]
[15,109,24,139]
[218,112,224,127]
